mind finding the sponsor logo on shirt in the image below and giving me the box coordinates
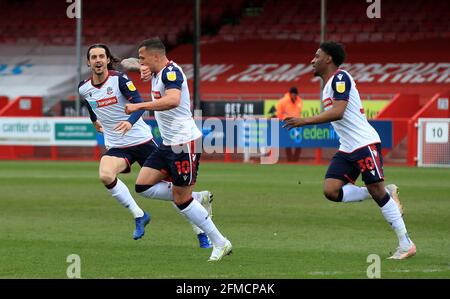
[96,96,118,108]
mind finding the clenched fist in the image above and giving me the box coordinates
[140,65,151,82]
[125,103,139,115]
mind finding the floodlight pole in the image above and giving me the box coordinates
[320,0,326,44]
[193,0,201,111]
[75,0,83,116]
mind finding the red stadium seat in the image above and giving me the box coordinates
[356,32,370,42]
[341,33,354,43]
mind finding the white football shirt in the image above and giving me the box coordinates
[79,71,153,148]
[151,61,202,145]
[322,69,381,152]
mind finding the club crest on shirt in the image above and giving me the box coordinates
[126,81,136,91]
[336,81,346,93]
[106,86,113,95]
[167,71,177,81]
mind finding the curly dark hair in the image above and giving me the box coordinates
[319,41,346,67]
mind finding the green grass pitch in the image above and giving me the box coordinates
[0,161,449,278]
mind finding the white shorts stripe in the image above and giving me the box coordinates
[187,143,193,185]
[368,145,383,179]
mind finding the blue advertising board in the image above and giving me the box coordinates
[96,119,392,150]
[278,120,392,149]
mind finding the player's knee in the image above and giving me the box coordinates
[135,184,152,194]
[99,171,116,185]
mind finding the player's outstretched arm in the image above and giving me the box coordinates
[125,88,181,114]
[283,100,348,129]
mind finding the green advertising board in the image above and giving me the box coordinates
[55,123,96,141]
[264,99,389,119]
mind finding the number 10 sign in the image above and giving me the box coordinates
[426,122,448,143]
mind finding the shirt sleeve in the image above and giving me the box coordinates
[117,74,145,125]
[84,100,97,123]
[78,80,98,123]
[118,74,144,102]
[331,71,352,101]
[161,66,184,90]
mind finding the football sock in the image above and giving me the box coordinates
[191,223,204,235]
[136,181,203,204]
[177,198,226,247]
[106,178,144,218]
[136,181,173,201]
[378,193,412,249]
[136,182,205,234]
[340,184,371,202]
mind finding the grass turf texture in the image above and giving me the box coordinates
[0,161,449,278]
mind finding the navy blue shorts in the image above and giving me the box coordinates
[104,139,159,173]
[143,140,200,187]
[325,143,385,185]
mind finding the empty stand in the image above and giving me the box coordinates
[1,0,447,46]
[0,0,244,47]
[213,0,449,43]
